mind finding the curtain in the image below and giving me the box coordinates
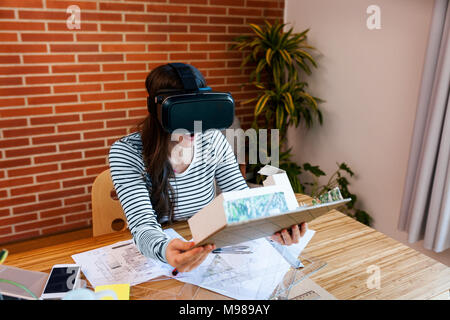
[398,0,450,253]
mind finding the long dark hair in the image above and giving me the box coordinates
[139,64,207,223]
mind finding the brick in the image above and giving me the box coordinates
[0,138,29,149]
[10,182,60,197]
[26,75,76,85]
[78,73,124,82]
[52,64,100,73]
[65,211,91,223]
[101,24,145,33]
[28,94,78,105]
[64,194,90,206]
[209,16,245,24]
[169,0,207,3]
[0,33,18,41]
[38,187,85,201]
[50,44,98,53]
[0,85,50,96]
[21,33,73,42]
[0,1,43,8]
[40,204,86,219]
[7,164,58,178]
[0,107,52,118]
[0,158,31,169]
[62,176,96,188]
[102,63,146,72]
[99,2,144,11]
[0,9,15,18]
[0,21,45,31]
[53,83,101,94]
[60,158,105,170]
[126,53,167,61]
[169,15,207,24]
[46,0,97,10]
[104,99,145,109]
[59,140,104,152]
[147,24,187,33]
[35,152,82,164]
[169,52,207,60]
[169,34,207,42]
[83,128,127,140]
[0,196,36,209]
[82,110,126,121]
[0,118,27,128]
[125,13,167,23]
[18,10,66,20]
[229,7,263,16]
[15,217,64,233]
[104,81,142,91]
[0,226,12,235]
[247,0,279,8]
[23,54,75,64]
[102,44,146,52]
[127,90,147,99]
[30,114,79,125]
[13,200,61,215]
[148,43,187,52]
[5,145,56,158]
[0,209,9,217]
[80,92,125,102]
[107,118,142,128]
[86,165,109,176]
[147,4,187,13]
[36,169,83,183]
[48,22,97,31]
[32,133,80,145]
[76,34,123,42]
[0,177,33,189]
[190,25,226,33]
[55,102,103,113]
[126,72,148,80]
[190,43,226,51]
[57,121,104,133]
[0,65,48,76]
[125,34,166,42]
[210,0,245,5]
[189,6,226,15]
[84,147,109,158]
[82,12,122,21]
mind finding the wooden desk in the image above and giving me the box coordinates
[4,194,450,300]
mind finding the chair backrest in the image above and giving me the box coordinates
[91,169,128,237]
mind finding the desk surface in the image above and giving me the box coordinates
[4,194,450,300]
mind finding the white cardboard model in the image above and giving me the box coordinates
[188,165,350,248]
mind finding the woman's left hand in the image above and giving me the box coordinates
[269,222,308,246]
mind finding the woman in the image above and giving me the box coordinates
[108,63,307,273]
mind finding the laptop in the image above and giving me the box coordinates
[0,265,48,300]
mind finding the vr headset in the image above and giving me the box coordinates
[147,63,235,133]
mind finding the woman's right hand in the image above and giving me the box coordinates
[165,238,215,272]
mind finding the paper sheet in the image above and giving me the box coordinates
[174,229,316,300]
[72,228,315,300]
[71,229,181,287]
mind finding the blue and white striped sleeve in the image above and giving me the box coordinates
[108,140,170,263]
[212,130,249,192]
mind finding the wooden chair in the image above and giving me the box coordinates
[91,169,128,237]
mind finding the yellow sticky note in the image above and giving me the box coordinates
[95,283,130,300]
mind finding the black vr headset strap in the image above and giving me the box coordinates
[167,63,199,91]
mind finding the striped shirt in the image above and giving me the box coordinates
[108,129,249,263]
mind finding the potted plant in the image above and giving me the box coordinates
[231,20,372,226]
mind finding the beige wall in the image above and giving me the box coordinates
[285,0,450,266]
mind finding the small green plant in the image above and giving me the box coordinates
[232,20,373,226]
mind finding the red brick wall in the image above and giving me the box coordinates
[0,0,284,244]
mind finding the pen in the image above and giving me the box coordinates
[172,268,179,276]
